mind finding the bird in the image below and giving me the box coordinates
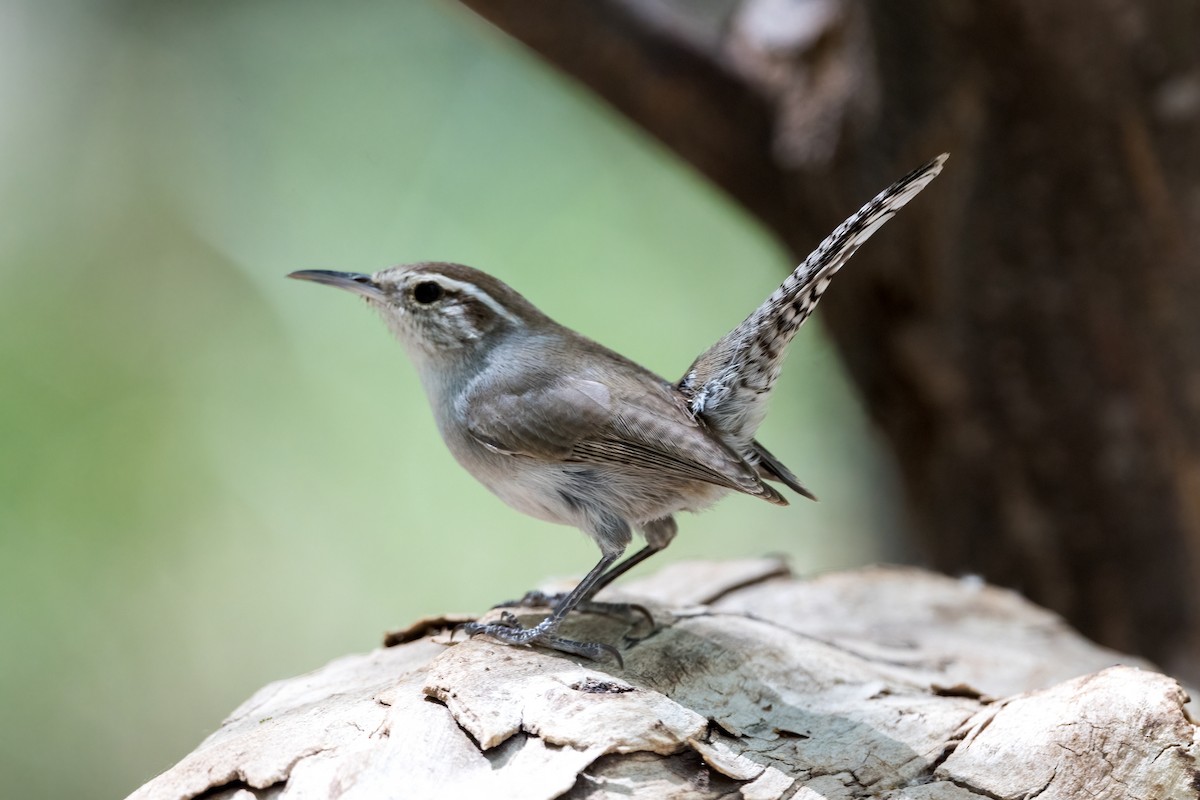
[289,153,946,663]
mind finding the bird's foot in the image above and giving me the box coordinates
[495,590,655,629]
[459,613,624,667]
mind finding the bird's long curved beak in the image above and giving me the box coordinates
[287,270,384,300]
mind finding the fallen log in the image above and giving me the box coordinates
[129,559,1198,799]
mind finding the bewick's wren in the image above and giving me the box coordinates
[290,154,946,663]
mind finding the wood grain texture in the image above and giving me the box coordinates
[128,560,1198,799]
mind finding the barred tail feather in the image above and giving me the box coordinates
[680,154,948,446]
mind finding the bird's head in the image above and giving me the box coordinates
[289,262,549,360]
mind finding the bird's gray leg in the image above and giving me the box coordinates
[463,514,632,664]
[589,514,677,598]
[463,552,623,664]
[498,517,677,626]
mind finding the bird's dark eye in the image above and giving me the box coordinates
[413,281,442,304]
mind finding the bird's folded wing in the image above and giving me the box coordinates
[749,439,816,500]
[463,376,785,504]
[462,377,609,460]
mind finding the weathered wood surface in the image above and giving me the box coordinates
[129,560,1198,799]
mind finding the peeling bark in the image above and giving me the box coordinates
[128,560,1199,800]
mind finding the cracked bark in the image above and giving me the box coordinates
[453,0,1200,684]
[128,560,1199,800]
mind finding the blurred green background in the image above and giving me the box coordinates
[0,1,906,796]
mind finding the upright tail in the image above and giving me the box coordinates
[679,154,948,448]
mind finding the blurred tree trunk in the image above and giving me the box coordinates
[455,0,1200,682]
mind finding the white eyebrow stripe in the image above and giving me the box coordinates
[431,276,521,325]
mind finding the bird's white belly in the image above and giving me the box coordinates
[469,451,729,530]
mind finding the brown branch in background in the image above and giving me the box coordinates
[454,0,1200,683]
[458,0,790,231]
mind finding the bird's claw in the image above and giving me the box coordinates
[458,617,625,668]
[494,591,655,629]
